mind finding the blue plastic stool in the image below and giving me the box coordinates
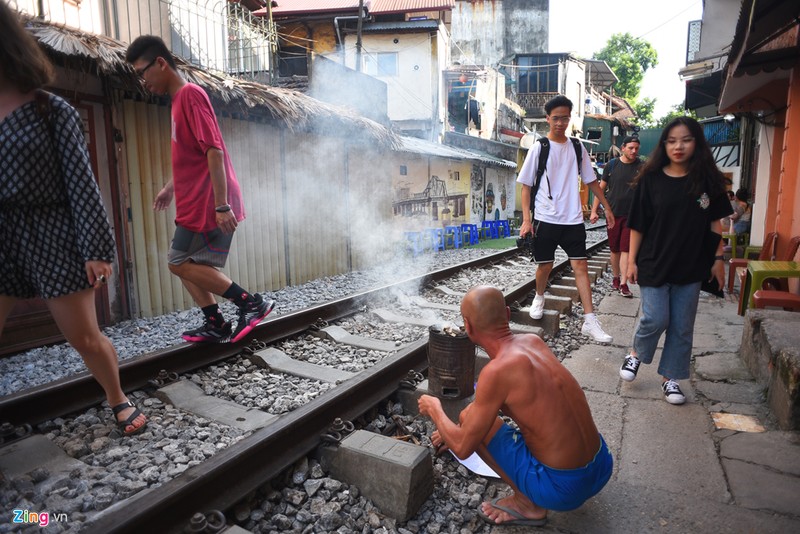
[424,228,445,252]
[445,226,463,249]
[404,231,423,257]
[461,224,479,245]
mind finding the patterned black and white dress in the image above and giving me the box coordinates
[0,92,115,299]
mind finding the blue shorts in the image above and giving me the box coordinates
[487,423,613,511]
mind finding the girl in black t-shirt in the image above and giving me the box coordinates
[617,117,732,405]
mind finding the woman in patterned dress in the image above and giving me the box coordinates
[0,3,146,436]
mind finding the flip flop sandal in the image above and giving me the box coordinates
[477,497,548,527]
[112,400,147,437]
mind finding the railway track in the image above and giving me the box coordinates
[2,235,609,533]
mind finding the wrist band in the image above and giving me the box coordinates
[215,204,231,213]
[714,255,725,260]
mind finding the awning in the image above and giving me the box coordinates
[719,0,800,111]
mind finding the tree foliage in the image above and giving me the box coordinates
[595,33,658,101]
[655,102,697,129]
[632,97,657,128]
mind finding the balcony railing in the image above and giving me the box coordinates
[13,0,275,83]
[514,92,559,117]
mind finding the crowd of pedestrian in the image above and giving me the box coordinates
[3,6,741,528]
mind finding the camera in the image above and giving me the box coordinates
[516,233,535,257]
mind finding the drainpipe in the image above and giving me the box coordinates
[356,0,364,72]
[334,6,368,66]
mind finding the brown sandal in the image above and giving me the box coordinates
[112,400,147,436]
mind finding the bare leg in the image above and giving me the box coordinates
[46,289,146,433]
[571,259,594,314]
[610,251,621,279]
[169,261,233,302]
[180,277,218,309]
[619,251,629,284]
[475,417,548,523]
[452,407,547,523]
[534,262,553,296]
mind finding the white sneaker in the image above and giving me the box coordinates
[529,295,545,319]
[581,316,613,343]
[662,379,686,405]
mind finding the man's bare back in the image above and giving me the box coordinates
[418,285,612,526]
[485,333,600,469]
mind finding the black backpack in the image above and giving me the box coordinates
[529,137,583,215]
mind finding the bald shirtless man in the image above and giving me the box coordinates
[418,286,612,526]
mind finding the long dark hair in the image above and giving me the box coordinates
[634,116,726,198]
[0,2,54,92]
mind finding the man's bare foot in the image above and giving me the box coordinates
[479,494,547,525]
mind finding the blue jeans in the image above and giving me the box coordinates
[633,282,701,380]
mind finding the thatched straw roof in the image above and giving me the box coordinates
[22,14,399,148]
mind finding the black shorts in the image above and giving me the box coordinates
[532,221,587,264]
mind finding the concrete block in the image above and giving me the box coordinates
[544,294,573,315]
[312,325,402,352]
[372,308,436,328]
[248,348,356,384]
[740,310,800,430]
[0,435,84,492]
[318,430,433,521]
[559,275,598,287]
[408,296,460,312]
[548,284,580,303]
[156,380,276,431]
[433,285,465,297]
[511,308,559,337]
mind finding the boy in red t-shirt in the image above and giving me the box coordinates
[126,36,274,343]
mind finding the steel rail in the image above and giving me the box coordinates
[0,247,523,426]
[84,338,429,534]
[84,237,609,533]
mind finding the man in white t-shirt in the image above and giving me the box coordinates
[517,95,616,343]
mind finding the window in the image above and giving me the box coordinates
[400,165,408,176]
[517,55,559,93]
[364,52,398,77]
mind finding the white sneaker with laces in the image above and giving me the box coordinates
[662,379,686,405]
[529,294,545,319]
[581,316,613,343]
[619,354,641,381]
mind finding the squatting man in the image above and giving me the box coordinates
[418,286,612,527]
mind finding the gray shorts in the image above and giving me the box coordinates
[168,225,233,268]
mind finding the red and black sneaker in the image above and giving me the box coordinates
[181,320,232,343]
[230,294,276,343]
[619,283,633,298]
[612,276,621,291]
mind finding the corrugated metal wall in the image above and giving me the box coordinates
[120,99,393,317]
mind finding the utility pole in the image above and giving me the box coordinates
[267,0,278,85]
[356,0,364,72]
